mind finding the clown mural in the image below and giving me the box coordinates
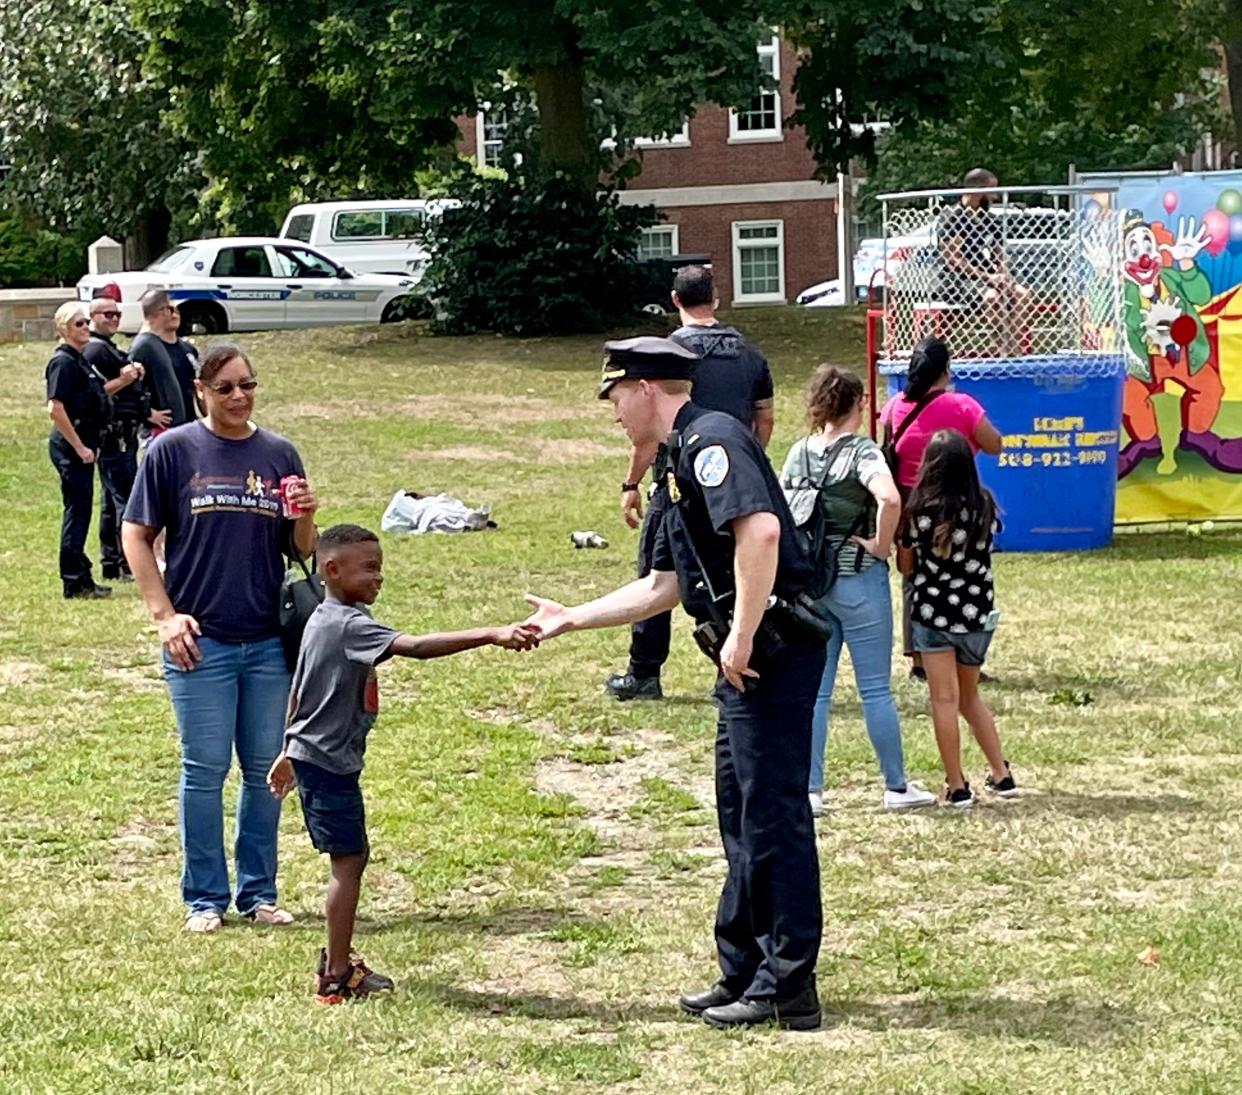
[1119,210,1242,478]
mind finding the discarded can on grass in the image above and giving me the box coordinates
[571,530,608,549]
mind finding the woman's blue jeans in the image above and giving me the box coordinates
[162,635,290,915]
[810,563,909,793]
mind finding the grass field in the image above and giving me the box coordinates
[2,307,1241,1094]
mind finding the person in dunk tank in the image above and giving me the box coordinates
[1118,209,1242,478]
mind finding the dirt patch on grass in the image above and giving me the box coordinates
[110,817,176,881]
[101,665,164,694]
[0,723,39,754]
[411,438,619,466]
[399,394,579,426]
[0,659,43,685]
[536,727,706,847]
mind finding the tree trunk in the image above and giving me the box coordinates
[1224,3,1242,154]
[126,204,172,268]
[532,49,595,188]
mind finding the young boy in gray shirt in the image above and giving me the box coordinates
[267,523,538,1004]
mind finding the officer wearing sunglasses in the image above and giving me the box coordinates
[83,292,150,582]
[46,301,112,598]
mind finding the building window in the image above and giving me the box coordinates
[729,37,781,141]
[635,121,691,149]
[638,225,680,261]
[476,106,511,168]
[732,220,785,303]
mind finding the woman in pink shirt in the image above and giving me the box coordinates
[879,338,1003,675]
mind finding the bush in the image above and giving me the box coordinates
[420,174,657,336]
[0,206,87,288]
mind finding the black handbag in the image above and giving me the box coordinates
[278,545,325,672]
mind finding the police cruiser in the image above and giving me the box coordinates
[77,237,421,335]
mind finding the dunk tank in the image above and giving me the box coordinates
[868,185,1127,550]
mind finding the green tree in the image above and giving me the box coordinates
[857,0,1224,198]
[0,0,200,265]
[783,0,1004,175]
[133,0,778,203]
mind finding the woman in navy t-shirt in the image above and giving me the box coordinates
[123,342,319,934]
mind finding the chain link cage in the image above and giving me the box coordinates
[876,187,1124,371]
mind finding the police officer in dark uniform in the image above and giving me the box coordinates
[526,337,827,1030]
[45,302,113,599]
[606,265,774,701]
[83,293,150,581]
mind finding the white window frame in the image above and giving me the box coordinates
[638,225,681,261]
[635,121,691,149]
[475,107,510,169]
[731,219,785,304]
[729,36,782,143]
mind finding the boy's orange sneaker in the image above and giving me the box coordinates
[314,950,395,1004]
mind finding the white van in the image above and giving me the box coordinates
[279,199,457,279]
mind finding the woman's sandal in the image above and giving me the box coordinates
[185,909,224,934]
[247,904,294,926]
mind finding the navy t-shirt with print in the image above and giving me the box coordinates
[124,421,306,642]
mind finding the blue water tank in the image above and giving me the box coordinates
[880,354,1126,551]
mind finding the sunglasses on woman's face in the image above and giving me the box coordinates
[71,319,90,329]
[204,378,259,396]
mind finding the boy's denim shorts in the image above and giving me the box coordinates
[291,758,368,856]
[910,622,993,667]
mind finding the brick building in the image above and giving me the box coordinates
[457,36,840,307]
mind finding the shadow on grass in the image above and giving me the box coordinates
[825,992,1135,1045]
[1009,791,1204,818]
[423,982,684,1023]
[352,904,595,939]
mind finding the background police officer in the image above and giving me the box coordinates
[84,292,149,581]
[607,265,774,701]
[526,337,826,1031]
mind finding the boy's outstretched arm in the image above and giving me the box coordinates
[388,623,539,660]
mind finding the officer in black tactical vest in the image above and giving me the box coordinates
[526,337,826,1030]
[84,292,150,580]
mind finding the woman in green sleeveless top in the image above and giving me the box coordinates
[780,366,935,816]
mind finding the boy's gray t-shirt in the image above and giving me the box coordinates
[284,596,402,774]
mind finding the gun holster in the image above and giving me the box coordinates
[765,592,834,645]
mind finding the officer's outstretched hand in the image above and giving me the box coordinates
[523,594,575,640]
[720,629,759,692]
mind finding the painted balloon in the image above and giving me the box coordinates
[1203,208,1230,256]
[1219,188,1242,215]
[1230,213,1242,241]
[1162,190,1179,214]
[1170,314,1198,348]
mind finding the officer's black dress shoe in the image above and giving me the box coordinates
[101,567,134,583]
[678,981,740,1016]
[64,582,113,600]
[604,673,663,701]
[702,981,821,1031]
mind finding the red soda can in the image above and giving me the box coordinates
[279,475,306,518]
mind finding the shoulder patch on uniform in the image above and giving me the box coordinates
[693,445,730,487]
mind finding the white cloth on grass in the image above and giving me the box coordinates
[381,491,492,535]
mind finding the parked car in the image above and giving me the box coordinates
[852,227,934,299]
[279,199,458,279]
[795,279,846,307]
[76,237,420,336]
[851,206,1070,300]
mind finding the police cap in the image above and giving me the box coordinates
[597,336,698,399]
